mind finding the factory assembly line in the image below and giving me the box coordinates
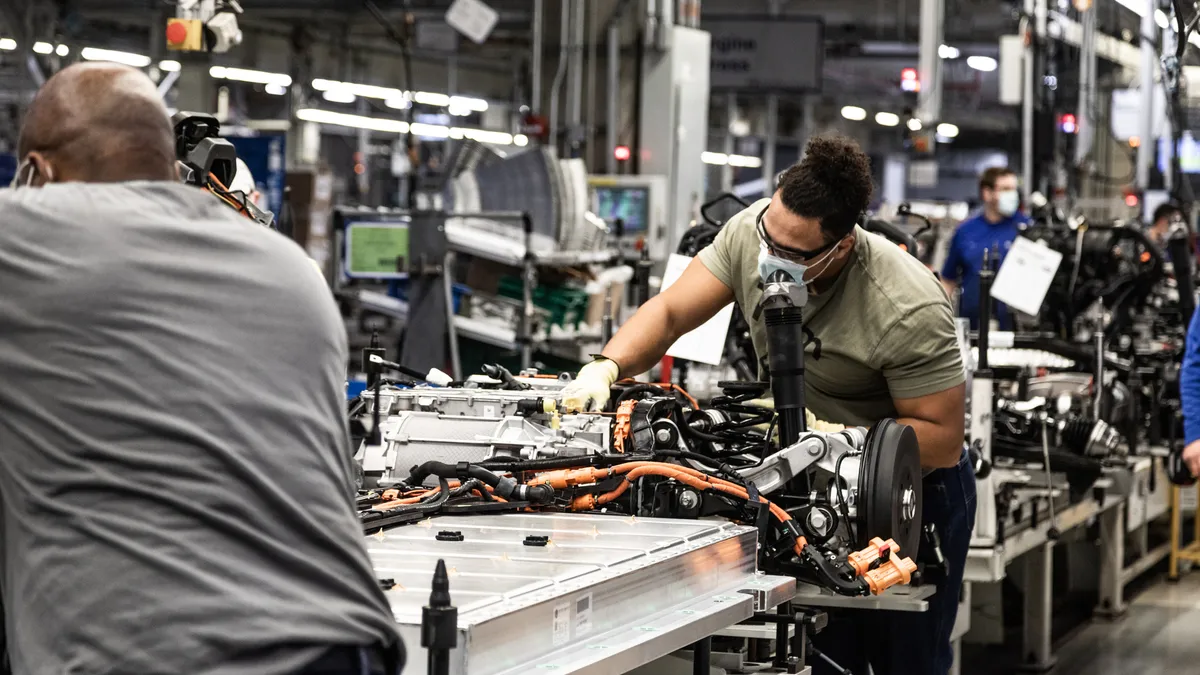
[351,261,935,674]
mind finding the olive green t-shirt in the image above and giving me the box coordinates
[697,199,965,427]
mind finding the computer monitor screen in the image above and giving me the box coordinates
[594,185,651,235]
[1158,132,1200,174]
[345,222,410,278]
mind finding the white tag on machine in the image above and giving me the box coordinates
[990,237,1063,317]
[660,253,734,366]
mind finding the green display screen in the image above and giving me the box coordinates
[346,223,410,278]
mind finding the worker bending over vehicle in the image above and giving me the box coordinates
[562,136,973,675]
[0,63,401,675]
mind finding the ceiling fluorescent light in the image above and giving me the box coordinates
[210,66,291,87]
[80,47,151,68]
[265,83,287,96]
[296,108,409,133]
[410,122,451,138]
[414,91,451,106]
[966,56,998,72]
[841,106,867,121]
[450,95,488,112]
[55,44,69,57]
[322,89,357,104]
[875,111,901,127]
[0,38,16,51]
[701,152,730,165]
[312,78,402,100]
[33,42,53,55]
[458,128,513,145]
[728,154,763,168]
[936,122,960,138]
[159,60,181,72]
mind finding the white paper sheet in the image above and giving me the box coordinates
[989,236,1063,316]
[660,253,735,365]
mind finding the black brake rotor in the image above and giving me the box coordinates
[856,418,923,559]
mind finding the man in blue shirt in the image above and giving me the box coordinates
[941,167,1029,329]
[1180,308,1200,479]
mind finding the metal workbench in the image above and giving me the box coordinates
[366,513,796,675]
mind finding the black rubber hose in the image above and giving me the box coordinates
[408,461,556,504]
[615,384,668,405]
[478,453,645,472]
[651,449,746,486]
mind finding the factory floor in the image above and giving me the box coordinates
[963,571,1200,674]
[1047,573,1200,674]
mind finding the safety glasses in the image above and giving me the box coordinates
[755,205,841,262]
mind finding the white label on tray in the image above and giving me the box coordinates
[575,593,593,636]
[552,601,571,646]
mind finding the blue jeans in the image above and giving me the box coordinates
[812,451,977,675]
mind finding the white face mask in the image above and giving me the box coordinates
[9,159,52,189]
[996,189,1020,217]
[757,239,842,285]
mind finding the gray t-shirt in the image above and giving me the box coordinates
[0,183,399,674]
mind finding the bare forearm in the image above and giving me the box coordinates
[899,417,965,469]
[601,297,680,377]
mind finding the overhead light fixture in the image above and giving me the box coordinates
[841,106,867,121]
[414,91,451,106]
[33,42,53,55]
[297,108,410,133]
[728,154,763,168]
[312,78,402,100]
[81,47,151,68]
[966,56,998,72]
[938,44,960,59]
[210,66,291,87]
[936,122,960,138]
[907,118,923,131]
[449,95,488,112]
[159,60,181,72]
[265,83,288,96]
[700,152,761,167]
[875,111,900,127]
[0,38,16,51]
[55,44,69,57]
[411,122,451,138]
[1155,9,1169,29]
[295,108,517,145]
[322,88,357,104]
[514,134,529,147]
[386,95,412,110]
[448,102,473,116]
[459,128,512,144]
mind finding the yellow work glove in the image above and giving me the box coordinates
[561,358,620,412]
[745,398,846,434]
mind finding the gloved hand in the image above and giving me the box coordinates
[745,398,846,433]
[561,358,620,412]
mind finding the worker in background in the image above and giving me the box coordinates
[940,167,1029,329]
[562,136,972,675]
[0,63,402,675]
[1148,202,1183,248]
[1180,301,1200,480]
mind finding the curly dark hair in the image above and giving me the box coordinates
[776,135,874,241]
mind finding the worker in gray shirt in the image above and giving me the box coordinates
[0,63,401,674]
